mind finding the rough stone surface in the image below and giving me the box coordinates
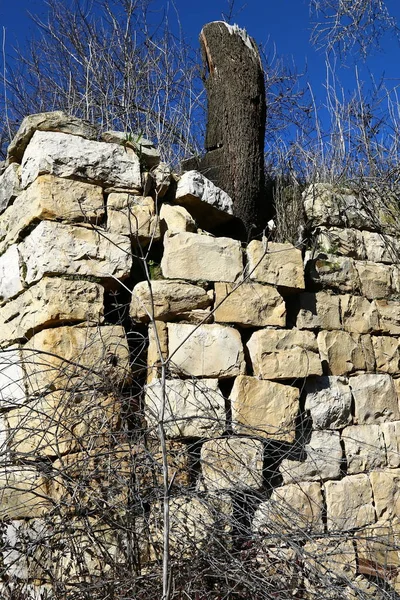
[252,482,324,535]
[161,232,243,282]
[341,295,379,334]
[144,378,225,438]
[296,291,341,330]
[21,131,141,189]
[159,203,196,234]
[306,253,360,293]
[175,170,234,227]
[305,376,352,429]
[325,474,376,531]
[350,374,400,424]
[372,336,399,374]
[316,227,366,259]
[247,329,322,380]
[303,183,373,228]
[200,438,264,490]
[130,280,211,322]
[167,323,245,378]
[247,241,305,290]
[147,321,168,383]
[230,375,299,442]
[355,520,400,573]
[152,162,171,198]
[107,193,159,241]
[0,467,51,519]
[214,282,286,327]
[0,346,27,407]
[0,164,21,213]
[0,244,23,301]
[19,221,132,285]
[375,299,400,335]
[303,538,357,580]
[369,469,400,520]
[342,425,386,474]
[381,421,400,468]
[101,131,160,168]
[317,331,374,375]
[363,231,400,264]
[355,261,393,299]
[24,325,131,394]
[280,430,342,484]
[0,277,104,345]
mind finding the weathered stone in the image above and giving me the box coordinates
[0,244,24,301]
[341,295,379,334]
[2,519,49,581]
[306,253,360,293]
[159,203,196,234]
[0,163,21,213]
[230,375,299,442]
[363,231,400,264]
[200,437,264,490]
[303,538,357,580]
[152,162,171,198]
[375,299,400,335]
[147,321,168,383]
[24,325,131,394]
[355,520,400,573]
[325,474,376,531]
[0,467,52,519]
[355,261,393,300]
[252,481,324,535]
[130,280,211,322]
[317,331,374,375]
[316,227,366,259]
[372,336,400,374]
[342,425,386,474]
[107,193,159,241]
[381,421,400,468]
[350,374,400,424]
[247,329,322,380]
[296,291,341,330]
[161,232,243,282]
[21,131,141,189]
[345,575,389,599]
[174,308,213,324]
[369,469,400,520]
[0,583,54,600]
[305,376,352,429]
[214,282,286,327]
[0,278,104,345]
[167,323,245,378]
[254,547,301,596]
[19,221,131,285]
[145,378,225,438]
[8,111,98,163]
[280,430,342,484]
[101,131,160,168]
[0,346,27,407]
[175,170,234,227]
[303,183,373,228]
[247,241,305,290]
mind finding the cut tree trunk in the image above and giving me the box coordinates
[199,21,267,239]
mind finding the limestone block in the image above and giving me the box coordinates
[303,183,372,228]
[303,538,357,580]
[230,375,299,442]
[19,221,131,285]
[325,474,376,531]
[200,437,264,490]
[0,244,24,301]
[107,193,159,241]
[145,378,225,438]
[341,295,379,334]
[0,163,21,213]
[159,203,196,234]
[24,325,131,394]
[317,331,374,375]
[350,374,400,424]
[306,253,360,293]
[101,131,160,168]
[316,227,366,259]
[2,519,50,581]
[152,162,171,198]
[252,481,324,535]
[172,308,213,325]
[6,391,120,457]
[280,430,342,484]
[0,175,104,254]
[247,241,305,290]
[375,299,400,335]
[0,278,104,345]
[363,230,400,263]
[296,291,341,330]
[305,376,352,429]
[161,232,243,282]
[381,421,400,468]
[369,469,400,521]
[355,520,400,572]
[21,130,141,190]
[175,170,234,227]
[247,329,322,380]
[0,467,52,519]
[372,336,400,374]
[0,346,27,407]
[147,321,168,383]
[167,323,245,378]
[254,547,301,596]
[130,280,211,322]
[0,583,54,600]
[342,425,386,474]
[214,282,286,327]
[355,261,393,300]
[7,111,98,163]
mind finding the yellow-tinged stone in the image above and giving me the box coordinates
[214,282,286,327]
[107,193,160,241]
[247,241,305,290]
[0,467,51,519]
[303,538,357,580]
[369,469,400,520]
[317,330,374,375]
[325,474,376,531]
[147,321,168,383]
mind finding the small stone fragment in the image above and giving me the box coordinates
[159,203,196,234]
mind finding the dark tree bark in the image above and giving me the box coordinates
[199,21,267,239]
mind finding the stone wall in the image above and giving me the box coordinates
[0,112,400,598]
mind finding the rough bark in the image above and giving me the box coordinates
[199,22,267,239]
